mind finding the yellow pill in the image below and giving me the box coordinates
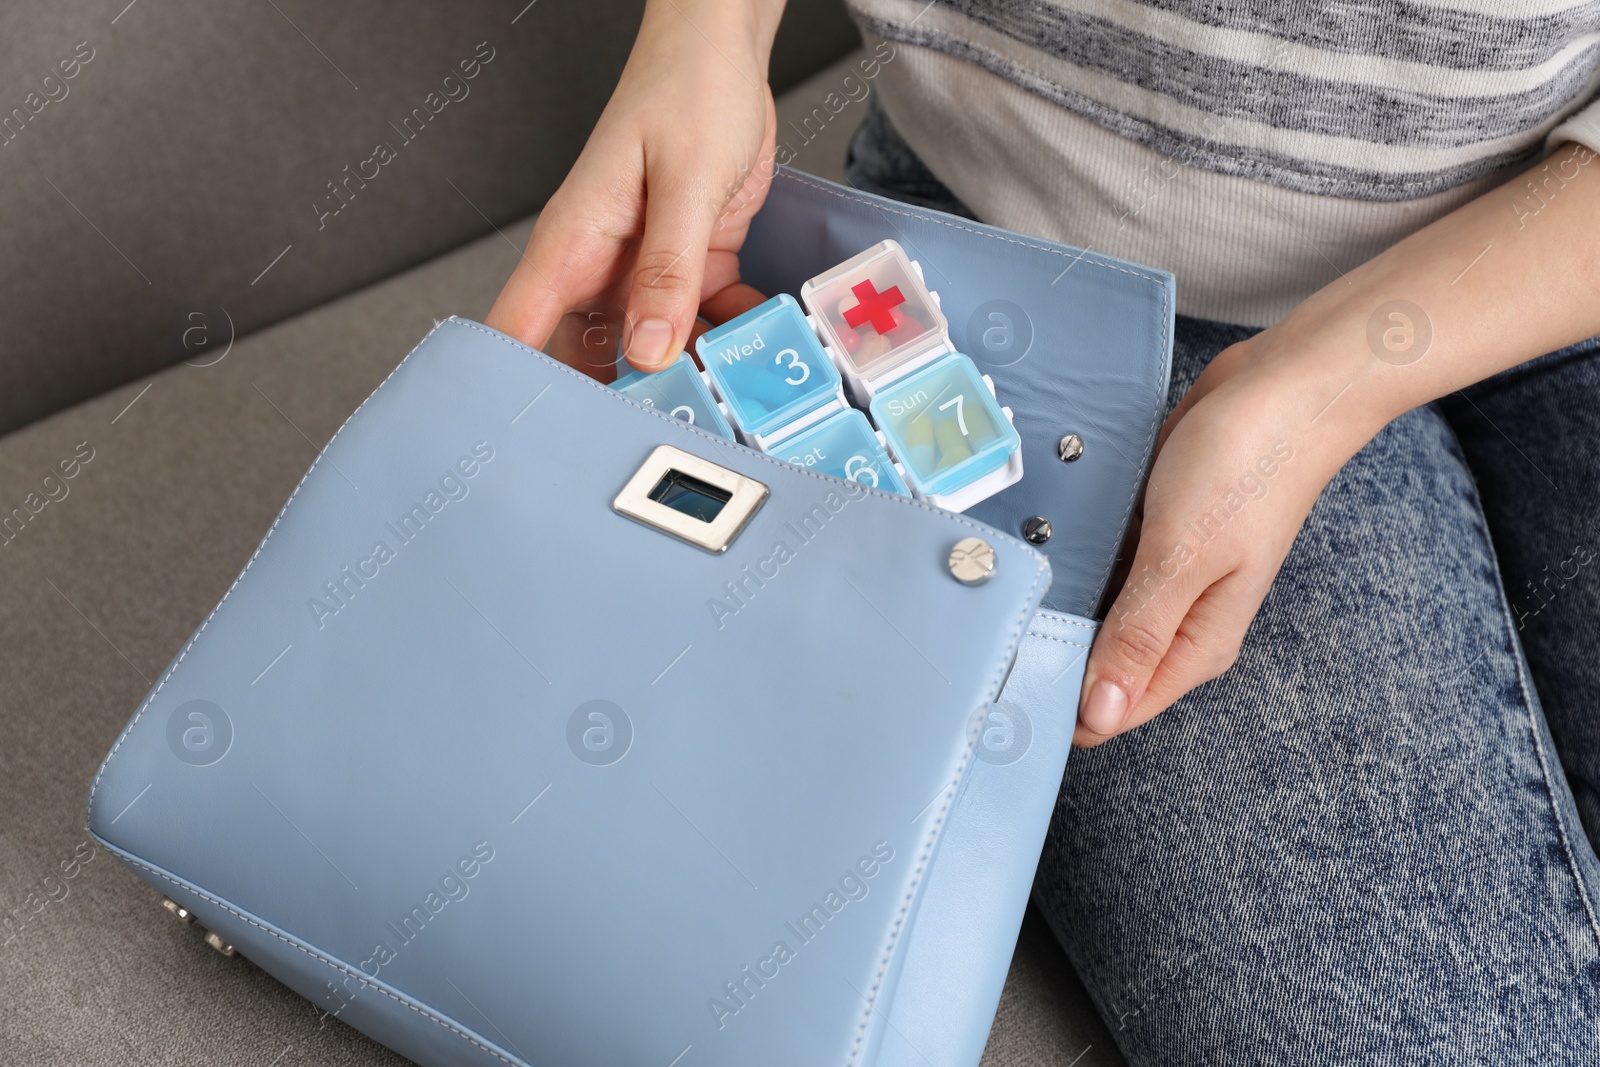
[963,403,995,440]
[934,419,972,469]
[901,414,937,471]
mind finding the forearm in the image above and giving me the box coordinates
[633,0,787,81]
[1248,141,1600,468]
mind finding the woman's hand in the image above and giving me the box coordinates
[1075,141,1600,746]
[1072,334,1363,747]
[486,0,785,374]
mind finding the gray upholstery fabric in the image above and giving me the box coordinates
[0,38,1122,1067]
[0,0,858,437]
[984,906,1123,1067]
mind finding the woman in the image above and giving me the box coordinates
[487,0,1600,1060]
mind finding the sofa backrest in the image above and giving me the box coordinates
[0,0,857,436]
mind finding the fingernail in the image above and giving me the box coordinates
[626,318,674,370]
[1080,679,1128,735]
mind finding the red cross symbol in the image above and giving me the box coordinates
[842,279,906,334]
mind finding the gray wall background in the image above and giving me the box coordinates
[0,0,859,436]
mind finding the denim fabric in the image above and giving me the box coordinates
[848,102,1600,1063]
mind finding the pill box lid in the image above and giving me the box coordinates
[696,294,842,437]
[869,352,1021,498]
[769,408,911,497]
[801,240,950,383]
[611,354,735,440]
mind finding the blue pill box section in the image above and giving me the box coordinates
[612,354,735,440]
[869,352,1023,508]
[771,409,911,497]
[696,295,844,444]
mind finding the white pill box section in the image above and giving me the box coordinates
[695,295,847,449]
[611,354,736,440]
[800,240,952,404]
[868,353,1023,513]
[772,409,911,497]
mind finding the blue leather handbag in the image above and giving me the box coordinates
[87,168,1173,1066]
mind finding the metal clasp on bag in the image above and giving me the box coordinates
[613,445,768,553]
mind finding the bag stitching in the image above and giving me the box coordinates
[1023,631,1092,650]
[1028,610,1097,632]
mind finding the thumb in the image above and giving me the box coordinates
[1077,543,1193,742]
[623,165,722,371]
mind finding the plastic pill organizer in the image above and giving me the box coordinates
[611,239,1023,513]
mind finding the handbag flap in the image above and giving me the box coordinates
[743,167,1174,618]
[87,317,1050,1067]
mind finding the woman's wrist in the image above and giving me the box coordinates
[637,0,786,78]
[1219,313,1399,484]
[1240,140,1600,466]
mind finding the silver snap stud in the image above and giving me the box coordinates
[1057,434,1084,462]
[1022,516,1052,545]
[948,537,997,585]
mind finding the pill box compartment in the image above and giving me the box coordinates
[800,240,952,403]
[612,354,736,441]
[610,247,1024,515]
[869,352,1023,512]
[767,408,911,498]
[696,294,847,448]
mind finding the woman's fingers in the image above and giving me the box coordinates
[1082,571,1264,745]
[486,63,775,375]
[1069,336,1332,746]
[621,160,727,372]
[1075,534,1198,744]
[484,166,765,376]
[699,279,769,326]
[485,206,611,354]
[1073,500,1274,747]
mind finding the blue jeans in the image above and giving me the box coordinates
[848,101,1600,1063]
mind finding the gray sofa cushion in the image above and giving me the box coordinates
[0,0,858,437]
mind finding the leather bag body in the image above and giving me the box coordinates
[88,169,1173,1067]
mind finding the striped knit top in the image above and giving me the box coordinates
[845,0,1600,325]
